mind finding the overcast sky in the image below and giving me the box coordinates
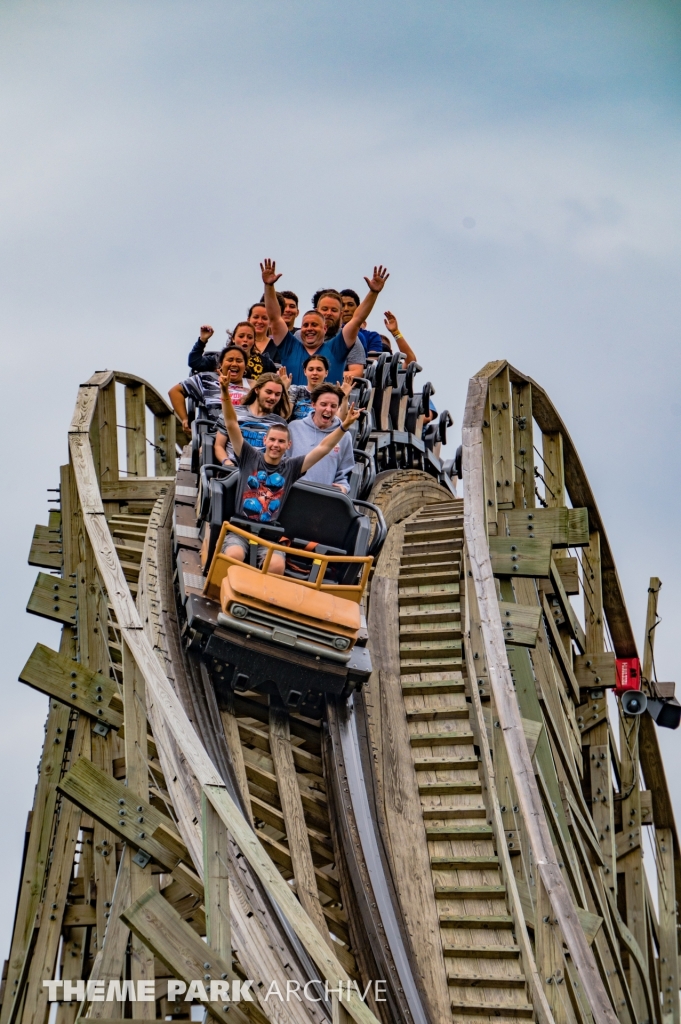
[1,0,680,956]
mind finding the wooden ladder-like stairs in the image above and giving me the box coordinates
[398,501,534,1023]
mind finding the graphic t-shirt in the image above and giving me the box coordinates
[235,441,306,523]
[288,385,315,421]
[181,373,247,422]
[245,350,278,378]
[216,407,288,460]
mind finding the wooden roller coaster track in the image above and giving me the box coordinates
[1,361,678,1024]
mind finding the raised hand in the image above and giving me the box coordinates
[364,265,389,294]
[260,258,282,287]
[218,372,233,401]
[277,366,293,389]
[199,325,214,342]
[341,402,361,430]
[340,371,355,395]
[384,310,398,334]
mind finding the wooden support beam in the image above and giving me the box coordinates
[535,878,570,1022]
[505,506,589,548]
[0,703,72,1024]
[268,703,331,944]
[28,513,63,570]
[573,653,616,693]
[549,558,586,654]
[26,572,77,627]
[153,411,175,477]
[120,888,249,1024]
[218,694,253,824]
[122,642,154,1017]
[656,828,680,1024]
[541,430,565,508]
[588,743,616,889]
[19,644,123,731]
[100,478,173,502]
[57,758,201,893]
[124,384,147,479]
[201,792,232,975]
[489,536,552,577]
[97,382,119,487]
[582,532,604,654]
[488,365,515,507]
[497,600,542,647]
[21,717,88,1024]
[481,395,498,530]
[511,380,534,509]
[205,784,381,1024]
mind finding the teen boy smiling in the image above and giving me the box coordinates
[218,372,360,574]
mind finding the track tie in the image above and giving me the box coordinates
[443,945,520,959]
[447,974,527,989]
[427,824,493,839]
[402,679,465,695]
[422,807,487,820]
[410,731,475,747]
[449,1000,534,1018]
[415,755,479,770]
[399,607,462,624]
[431,855,499,868]
[398,587,459,604]
[406,706,469,721]
[439,914,514,928]
[401,658,464,673]
[435,885,506,898]
[400,625,463,642]
[419,781,482,795]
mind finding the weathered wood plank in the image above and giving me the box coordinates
[101,478,173,502]
[201,792,232,975]
[122,641,154,1016]
[21,718,88,1024]
[656,828,679,1024]
[28,515,62,570]
[269,704,331,943]
[511,380,534,508]
[497,600,542,648]
[549,557,586,653]
[19,644,123,730]
[489,537,552,578]
[120,888,249,1024]
[124,383,147,479]
[573,652,616,692]
[57,758,200,892]
[206,785,380,1024]
[26,573,77,626]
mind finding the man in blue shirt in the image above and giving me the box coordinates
[261,259,389,386]
[340,289,384,356]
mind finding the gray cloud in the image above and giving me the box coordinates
[1,0,680,956]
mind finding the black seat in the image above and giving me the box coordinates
[202,469,240,569]
[202,474,371,580]
[278,480,369,556]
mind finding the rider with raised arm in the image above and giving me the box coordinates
[260,259,389,386]
[218,375,361,574]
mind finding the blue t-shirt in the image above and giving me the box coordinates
[358,329,383,354]
[274,331,353,386]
